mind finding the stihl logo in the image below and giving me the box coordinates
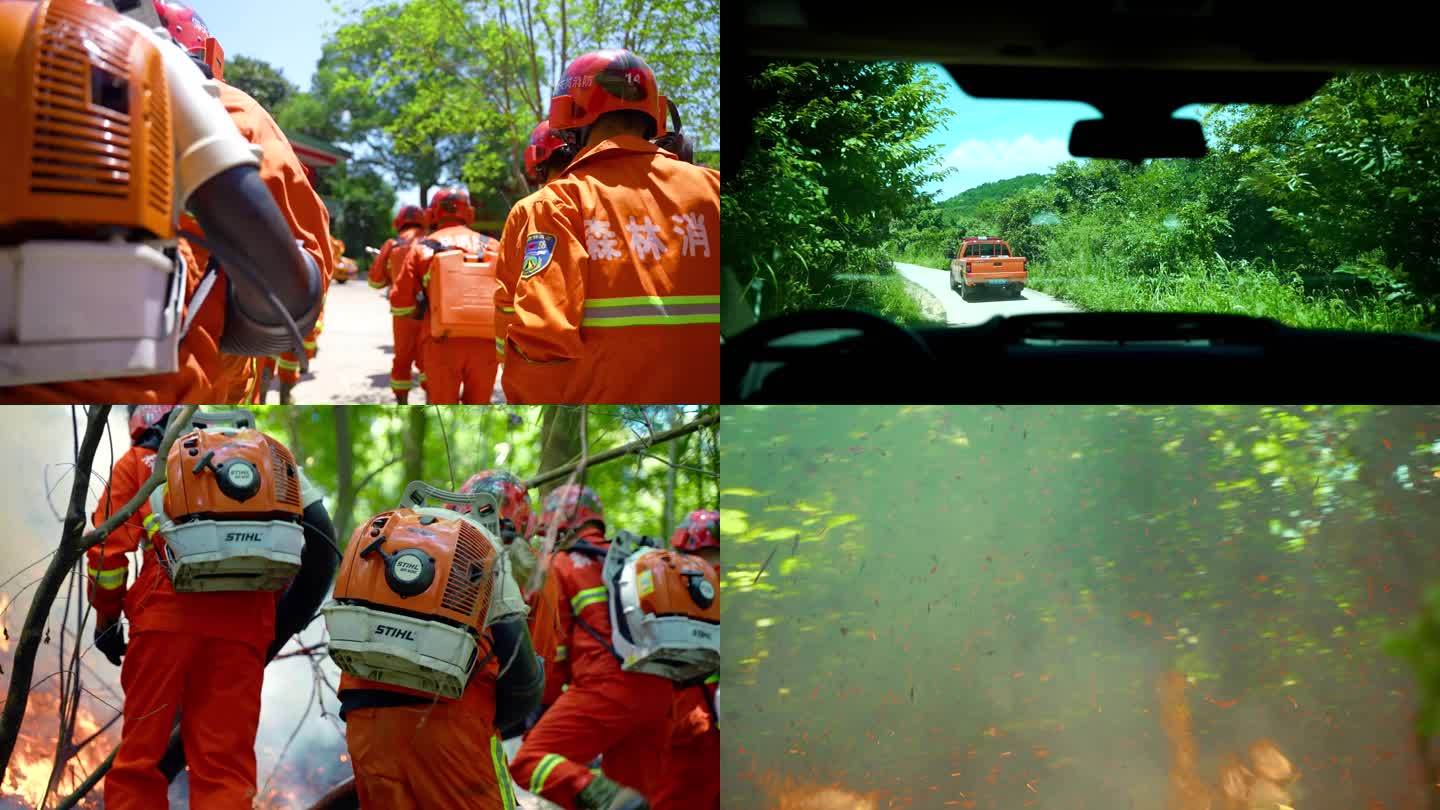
[375,625,415,641]
[691,629,714,640]
[225,532,263,543]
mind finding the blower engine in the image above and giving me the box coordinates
[1,0,323,387]
[146,409,307,592]
[323,481,526,700]
[600,530,720,683]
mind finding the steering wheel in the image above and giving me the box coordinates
[722,309,935,401]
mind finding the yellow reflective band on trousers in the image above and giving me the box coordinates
[580,295,720,328]
[369,278,387,289]
[275,357,301,371]
[390,378,414,391]
[391,306,415,317]
[87,566,126,589]
[529,752,566,795]
[490,735,517,810]
[554,644,567,662]
[570,586,607,613]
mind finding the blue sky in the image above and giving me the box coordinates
[202,0,347,92]
[921,65,1206,201]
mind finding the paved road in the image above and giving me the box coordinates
[894,262,1079,326]
[278,279,502,404]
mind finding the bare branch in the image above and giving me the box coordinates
[0,406,109,772]
[78,406,198,552]
[523,410,718,489]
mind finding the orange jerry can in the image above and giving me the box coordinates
[429,250,497,340]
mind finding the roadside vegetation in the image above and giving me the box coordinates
[723,62,953,326]
[728,62,1440,332]
[891,72,1440,331]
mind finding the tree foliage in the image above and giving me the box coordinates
[224,54,299,111]
[884,71,1440,330]
[244,405,719,545]
[723,61,953,324]
[307,0,718,210]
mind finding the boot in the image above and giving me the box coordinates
[576,774,648,810]
[279,381,293,405]
[394,389,409,405]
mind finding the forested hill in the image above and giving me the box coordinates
[937,173,1046,221]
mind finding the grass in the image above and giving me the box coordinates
[1029,252,1433,333]
[892,249,950,270]
[850,273,939,326]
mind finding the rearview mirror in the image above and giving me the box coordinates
[1069,117,1207,162]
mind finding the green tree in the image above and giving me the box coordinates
[223,54,298,110]
[310,0,719,209]
[724,61,953,322]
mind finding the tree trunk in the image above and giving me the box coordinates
[286,407,304,462]
[404,407,428,489]
[663,408,679,539]
[537,406,583,497]
[333,406,356,542]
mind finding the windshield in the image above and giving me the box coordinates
[722,63,1440,333]
[724,404,1440,809]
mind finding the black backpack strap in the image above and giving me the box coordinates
[571,611,622,664]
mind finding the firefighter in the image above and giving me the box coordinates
[90,407,336,810]
[452,469,569,736]
[368,205,431,402]
[339,482,544,809]
[157,0,333,406]
[652,510,720,810]
[507,485,672,810]
[494,49,720,404]
[393,188,501,405]
[0,1,329,405]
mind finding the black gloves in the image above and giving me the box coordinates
[94,616,127,666]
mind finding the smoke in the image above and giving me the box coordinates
[724,405,1435,809]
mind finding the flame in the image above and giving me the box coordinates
[752,772,881,810]
[1,687,111,808]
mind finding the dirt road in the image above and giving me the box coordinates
[277,280,502,404]
[894,261,1079,325]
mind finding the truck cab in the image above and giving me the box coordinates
[949,237,1028,300]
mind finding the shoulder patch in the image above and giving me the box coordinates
[521,233,558,278]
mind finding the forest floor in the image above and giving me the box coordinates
[277,281,503,405]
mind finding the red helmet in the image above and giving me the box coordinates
[427,187,474,227]
[537,484,605,536]
[523,121,566,185]
[449,470,534,543]
[670,509,718,552]
[152,1,223,79]
[548,49,668,139]
[393,205,427,232]
[128,405,175,441]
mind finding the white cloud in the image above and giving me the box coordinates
[933,134,1072,198]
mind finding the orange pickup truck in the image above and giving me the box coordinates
[949,236,1028,301]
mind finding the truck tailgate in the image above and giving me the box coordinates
[964,257,1027,282]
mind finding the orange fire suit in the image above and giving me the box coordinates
[395,224,501,404]
[494,135,720,404]
[369,225,429,396]
[653,556,722,810]
[509,526,675,807]
[0,82,332,405]
[89,443,323,809]
[652,676,720,810]
[526,556,569,712]
[274,309,323,387]
[342,652,517,809]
